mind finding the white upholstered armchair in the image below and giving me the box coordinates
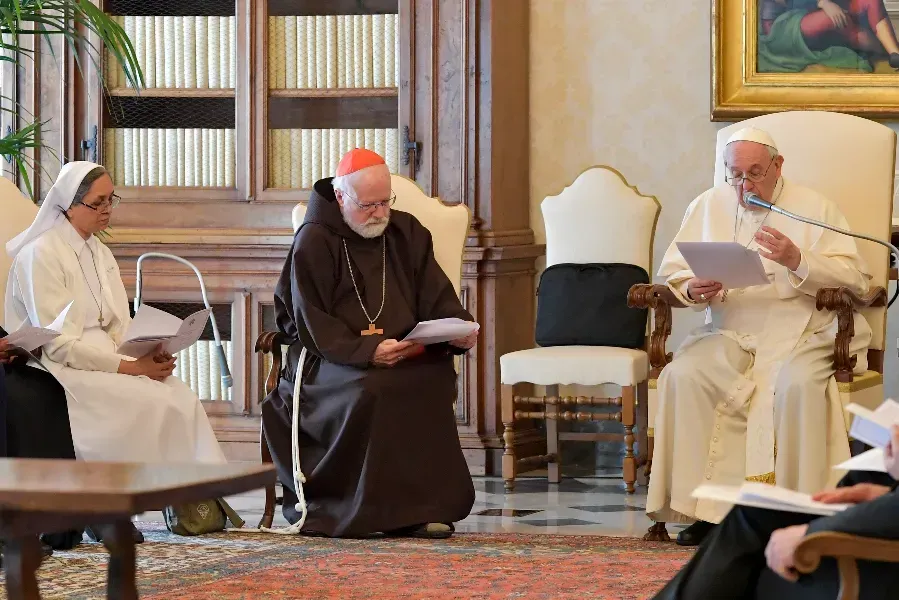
[499,166,659,493]
[629,110,896,543]
[255,174,470,528]
[0,179,37,326]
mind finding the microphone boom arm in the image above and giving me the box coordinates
[765,204,899,308]
[134,252,233,388]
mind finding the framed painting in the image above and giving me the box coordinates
[712,0,899,120]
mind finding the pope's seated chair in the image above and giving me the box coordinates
[254,174,470,529]
[629,110,897,546]
[498,166,659,493]
[0,179,37,327]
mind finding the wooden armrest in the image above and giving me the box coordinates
[794,531,899,600]
[815,286,887,383]
[254,331,292,396]
[627,284,686,376]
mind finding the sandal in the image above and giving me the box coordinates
[386,523,455,539]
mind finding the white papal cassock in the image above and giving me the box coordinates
[647,178,871,525]
[5,219,225,464]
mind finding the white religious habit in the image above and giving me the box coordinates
[4,161,225,464]
[647,177,871,525]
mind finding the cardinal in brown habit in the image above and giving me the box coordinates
[262,149,477,538]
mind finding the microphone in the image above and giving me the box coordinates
[742,191,899,308]
[133,252,233,389]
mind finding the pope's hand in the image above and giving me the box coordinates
[812,483,891,505]
[449,330,478,350]
[764,524,808,582]
[755,226,801,271]
[373,339,420,368]
[686,278,722,302]
[884,425,899,480]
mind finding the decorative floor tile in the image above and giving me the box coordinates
[571,505,646,513]
[472,508,544,517]
[517,518,599,527]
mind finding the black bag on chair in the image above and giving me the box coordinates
[535,263,649,348]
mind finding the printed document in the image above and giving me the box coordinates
[692,482,851,516]
[402,318,479,345]
[676,242,770,289]
[117,304,210,358]
[834,448,887,473]
[845,399,899,449]
[4,301,73,352]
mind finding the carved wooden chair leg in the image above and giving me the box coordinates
[501,384,517,492]
[622,385,637,494]
[633,381,650,487]
[545,384,560,484]
[258,421,276,530]
[643,522,670,542]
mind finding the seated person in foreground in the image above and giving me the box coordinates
[653,427,899,599]
[0,334,81,553]
[262,149,476,539]
[4,162,226,539]
[648,127,872,546]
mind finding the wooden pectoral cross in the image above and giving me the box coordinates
[361,323,383,336]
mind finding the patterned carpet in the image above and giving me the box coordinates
[6,523,692,599]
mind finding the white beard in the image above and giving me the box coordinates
[342,204,389,239]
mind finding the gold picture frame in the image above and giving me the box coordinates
[713,0,899,120]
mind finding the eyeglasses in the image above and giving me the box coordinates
[724,156,777,186]
[344,191,396,213]
[75,194,121,213]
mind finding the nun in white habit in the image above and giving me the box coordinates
[4,161,225,466]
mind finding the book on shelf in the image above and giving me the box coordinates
[268,14,399,90]
[105,128,236,187]
[268,127,399,188]
[107,16,236,90]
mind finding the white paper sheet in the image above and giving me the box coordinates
[675,241,770,289]
[692,482,851,516]
[402,318,479,345]
[4,301,73,352]
[117,305,211,358]
[846,399,899,449]
[834,448,887,473]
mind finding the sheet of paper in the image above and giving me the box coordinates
[122,304,184,342]
[164,308,211,355]
[4,301,73,352]
[834,448,887,473]
[117,305,210,358]
[691,482,850,516]
[846,399,899,448]
[402,318,480,345]
[676,242,770,289]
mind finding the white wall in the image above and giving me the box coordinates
[530,0,899,398]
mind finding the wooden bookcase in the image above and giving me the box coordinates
[64,0,544,472]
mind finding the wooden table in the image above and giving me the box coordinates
[0,459,275,600]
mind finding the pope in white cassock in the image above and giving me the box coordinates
[647,128,872,546]
[4,162,225,471]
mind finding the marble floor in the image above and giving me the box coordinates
[138,475,675,538]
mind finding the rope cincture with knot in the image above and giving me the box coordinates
[229,347,308,535]
[261,346,309,535]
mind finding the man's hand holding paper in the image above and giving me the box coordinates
[676,241,771,291]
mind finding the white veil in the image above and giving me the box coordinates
[6,161,104,258]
